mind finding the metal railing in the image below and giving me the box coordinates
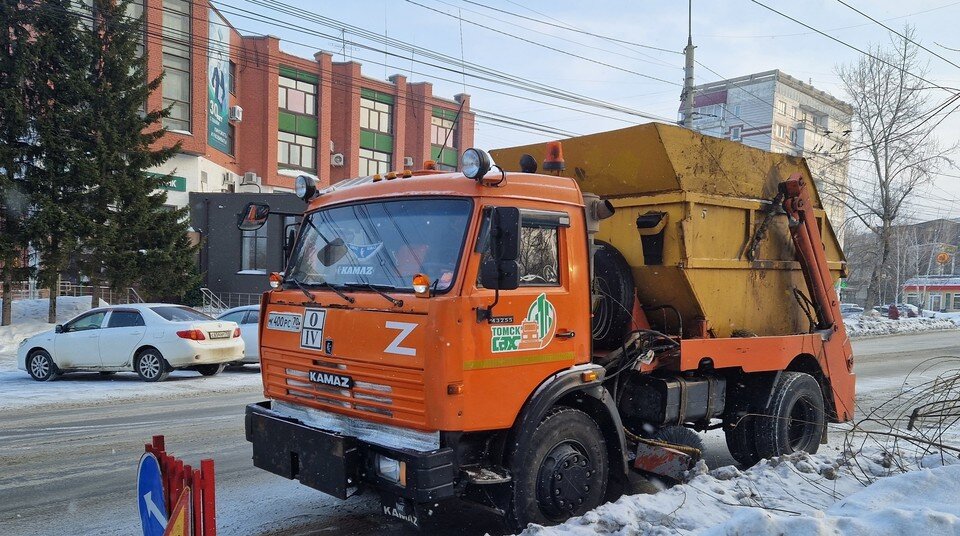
[199,288,261,314]
[6,281,144,305]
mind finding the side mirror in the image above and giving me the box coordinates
[479,207,521,291]
[491,207,521,262]
[238,202,270,231]
[55,324,64,334]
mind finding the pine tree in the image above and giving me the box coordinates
[27,0,96,322]
[79,0,195,303]
[0,2,36,325]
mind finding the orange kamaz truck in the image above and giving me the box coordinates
[241,123,854,529]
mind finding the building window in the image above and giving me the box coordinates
[360,95,393,134]
[278,75,316,115]
[431,109,459,171]
[228,61,237,94]
[227,123,236,155]
[775,124,786,139]
[776,100,787,115]
[161,0,191,132]
[789,127,797,144]
[278,132,315,171]
[733,104,742,118]
[359,148,391,176]
[952,294,960,310]
[930,294,943,311]
[730,126,742,141]
[241,220,268,273]
[277,70,318,172]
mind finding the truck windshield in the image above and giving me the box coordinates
[286,198,472,293]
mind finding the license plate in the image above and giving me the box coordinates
[380,493,420,528]
[267,312,303,332]
[208,330,231,339]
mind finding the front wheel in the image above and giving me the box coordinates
[195,364,226,376]
[28,350,60,382]
[507,408,609,530]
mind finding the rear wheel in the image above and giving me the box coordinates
[724,415,760,467]
[753,372,825,459]
[196,364,226,376]
[135,349,169,382]
[507,408,609,530]
[591,241,635,350]
[28,350,60,382]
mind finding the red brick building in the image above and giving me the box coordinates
[142,0,474,208]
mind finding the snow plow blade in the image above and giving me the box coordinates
[633,439,700,482]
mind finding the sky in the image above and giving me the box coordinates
[214,0,960,222]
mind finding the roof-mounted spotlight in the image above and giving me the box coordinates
[295,174,318,201]
[461,148,493,180]
[519,153,538,173]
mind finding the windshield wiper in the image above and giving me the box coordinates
[286,278,355,304]
[289,278,315,301]
[315,281,356,304]
[345,283,404,308]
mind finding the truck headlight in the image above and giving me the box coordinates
[376,455,406,486]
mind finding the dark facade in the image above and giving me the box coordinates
[190,192,305,294]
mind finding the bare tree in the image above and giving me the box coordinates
[829,27,954,310]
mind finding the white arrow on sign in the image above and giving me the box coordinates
[143,491,168,527]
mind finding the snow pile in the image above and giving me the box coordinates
[523,449,960,536]
[844,315,959,338]
[0,297,105,359]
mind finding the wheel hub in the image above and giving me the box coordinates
[536,442,594,518]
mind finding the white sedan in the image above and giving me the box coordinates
[216,305,260,365]
[17,304,245,382]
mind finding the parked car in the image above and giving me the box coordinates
[872,304,918,318]
[840,304,864,318]
[216,305,260,365]
[17,304,244,382]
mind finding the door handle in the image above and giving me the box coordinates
[556,330,575,339]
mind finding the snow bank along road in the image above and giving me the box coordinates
[1,331,958,536]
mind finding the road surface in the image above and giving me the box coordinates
[1,331,957,535]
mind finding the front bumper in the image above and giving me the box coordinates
[244,401,456,502]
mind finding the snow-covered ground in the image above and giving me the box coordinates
[845,314,959,338]
[526,449,960,536]
[0,297,261,410]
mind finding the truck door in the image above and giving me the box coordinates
[463,206,591,428]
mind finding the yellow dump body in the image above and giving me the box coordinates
[491,123,846,338]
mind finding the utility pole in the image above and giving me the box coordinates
[680,0,696,127]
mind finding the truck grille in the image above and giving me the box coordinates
[261,348,427,428]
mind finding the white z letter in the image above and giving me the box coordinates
[385,321,417,356]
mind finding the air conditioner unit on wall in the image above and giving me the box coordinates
[229,105,243,122]
[242,171,260,185]
[331,153,345,167]
[403,156,414,167]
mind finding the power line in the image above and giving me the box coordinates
[460,0,682,55]
[748,0,959,93]
[834,0,960,72]
[228,0,672,121]
[403,0,681,87]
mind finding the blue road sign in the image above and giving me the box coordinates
[138,453,167,536]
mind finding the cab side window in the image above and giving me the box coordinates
[518,226,559,286]
[476,209,564,288]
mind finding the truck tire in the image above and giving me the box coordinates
[724,415,760,467]
[507,407,609,530]
[753,372,825,459]
[592,240,635,350]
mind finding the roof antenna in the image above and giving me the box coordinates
[680,0,696,128]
